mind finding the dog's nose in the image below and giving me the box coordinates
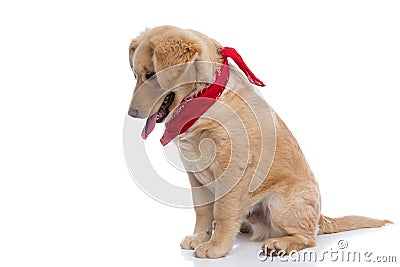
[128,108,139,118]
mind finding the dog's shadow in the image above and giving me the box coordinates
[179,226,396,267]
[180,233,261,267]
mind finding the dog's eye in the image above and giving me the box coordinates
[145,72,155,80]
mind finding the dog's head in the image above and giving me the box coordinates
[127,26,223,124]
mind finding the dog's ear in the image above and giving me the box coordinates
[150,35,200,72]
[129,38,140,69]
[150,34,201,90]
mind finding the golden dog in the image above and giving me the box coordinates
[127,25,391,258]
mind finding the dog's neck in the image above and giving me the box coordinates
[160,47,266,146]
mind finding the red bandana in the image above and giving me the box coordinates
[142,47,266,146]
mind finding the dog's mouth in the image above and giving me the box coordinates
[156,92,175,123]
[141,92,175,139]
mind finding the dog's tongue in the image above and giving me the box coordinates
[141,113,157,140]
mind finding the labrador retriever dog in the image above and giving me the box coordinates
[127,25,391,258]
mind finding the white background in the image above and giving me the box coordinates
[0,0,399,266]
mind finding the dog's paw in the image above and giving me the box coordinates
[193,241,229,258]
[239,222,252,233]
[262,238,289,256]
[180,231,211,250]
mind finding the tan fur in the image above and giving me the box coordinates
[128,25,392,258]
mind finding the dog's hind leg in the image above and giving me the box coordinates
[261,177,320,255]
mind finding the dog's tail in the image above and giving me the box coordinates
[318,214,393,234]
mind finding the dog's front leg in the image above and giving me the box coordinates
[194,186,243,258]
[180,173,214,250]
